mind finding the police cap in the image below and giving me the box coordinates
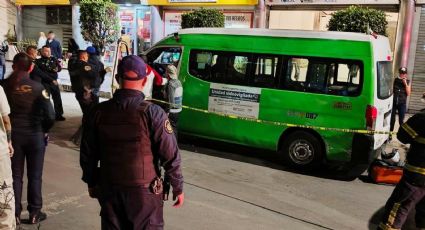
[117,55,147,81]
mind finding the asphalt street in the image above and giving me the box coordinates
[1,62,415,230]
[12,91,417,230]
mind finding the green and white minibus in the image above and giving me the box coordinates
[144,28,393,169]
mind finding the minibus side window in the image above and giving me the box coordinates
[285,58,309,91]
[284,57,362,96]
[189,50,251,86]
[252,55,281,89]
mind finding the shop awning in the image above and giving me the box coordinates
[15,0,70,5]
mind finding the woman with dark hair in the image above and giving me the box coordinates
[1,53,55,225]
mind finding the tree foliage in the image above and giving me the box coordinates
[79,0,120,52]
[328,6,388,36]
[181,8,225,29]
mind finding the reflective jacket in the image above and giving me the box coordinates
[398,110,425,186]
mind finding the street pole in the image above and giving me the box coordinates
[396,0,415,71]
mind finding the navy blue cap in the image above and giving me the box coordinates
[86,46,96,55]
[118,55,147,81]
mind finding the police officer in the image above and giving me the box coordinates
[86,46,107,96]
[35,45,65,121]
[390,67,411,137]
[72,50,99,115]
[80,55,184,230]
[379,110,425,230]
[26,45,56,86]
[1,53,55,225]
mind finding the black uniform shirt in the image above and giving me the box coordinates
[30,64,55,84]
[70,60,98,95]
[80,89,184,196]
[393,77,410,104]
[88,55,106,88]
[2,72,55,134]
[35,56,61,80]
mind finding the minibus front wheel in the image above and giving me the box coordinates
[279,130,324,170]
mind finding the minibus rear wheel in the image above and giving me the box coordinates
[279,130,324,170]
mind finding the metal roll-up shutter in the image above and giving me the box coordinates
[410,6,425,113]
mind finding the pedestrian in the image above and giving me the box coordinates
[164,64,183,139]
[2,53,55,225]
[0,39,8,81]
[35,45,65,121]
[378,108,425,229]
[0,85,16,229]
[37,32,47,50]
[26,45,56,87]
[45,31,63,60]
[390,67,411,140]
[120,29,132,57]
[80,55,184,230]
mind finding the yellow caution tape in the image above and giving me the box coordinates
[150,98,397,136]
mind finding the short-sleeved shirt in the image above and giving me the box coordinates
[0,85,10,155]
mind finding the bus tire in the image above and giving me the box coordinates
[279,131,324,170]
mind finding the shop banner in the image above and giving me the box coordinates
[168,0,216,2]
[164,11,253,36]
[164,12,183,36]
[267,0,399,5]
[208,83,261,119]
[225,12,253,28]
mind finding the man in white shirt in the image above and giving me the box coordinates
[0,85,15,229]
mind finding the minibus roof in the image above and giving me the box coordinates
[178,28,384,43]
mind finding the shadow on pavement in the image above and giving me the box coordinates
[48,116,81,150]
[179,134,368,182]
[368,206,418,230]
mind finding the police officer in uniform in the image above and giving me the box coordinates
[26,46,56,86]
[80,55,184,230]
[379,110,425,230]
[1,53,55,225]
[35,45,65,121]
[71,50,99,115]
[87,46,108,97]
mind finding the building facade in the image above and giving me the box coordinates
[265,0,424,112]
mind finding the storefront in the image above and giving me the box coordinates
[117,4,152,55]
[266,0,400,51]
[148,0,258,43]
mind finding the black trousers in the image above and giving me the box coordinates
[46,83,64,117]
[169,112,180,140]
[11,132,46,216]
[379,177,425,229]
[390,102,407,132]
[76,94,99,116]
[100,187,164,230]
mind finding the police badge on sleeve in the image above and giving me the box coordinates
[42,90,50,99]
[165,120,173,134]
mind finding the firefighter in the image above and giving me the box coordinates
[379,109,425,230]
